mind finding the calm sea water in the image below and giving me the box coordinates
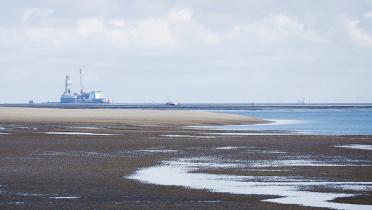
[3,103,372,135]
[211,107,372,135]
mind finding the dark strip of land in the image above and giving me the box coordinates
[0,123,371,209]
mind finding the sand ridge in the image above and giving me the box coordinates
[0,107,267,126]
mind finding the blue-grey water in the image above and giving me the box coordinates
[209,107,372,135]
[2,103,372,135]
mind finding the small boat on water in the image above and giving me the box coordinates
[165,102,178,106]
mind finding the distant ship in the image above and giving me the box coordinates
[165,101,178,106]
[297,98,306,104]
[60,69,109,103]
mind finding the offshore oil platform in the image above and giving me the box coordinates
[60,69,109,103]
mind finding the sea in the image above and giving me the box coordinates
[205,105,372,135]
[2,103,372,135]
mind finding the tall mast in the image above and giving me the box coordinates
[65,74,72,93]
[80,68,84,94]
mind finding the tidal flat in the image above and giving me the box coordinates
[0,123,371,209]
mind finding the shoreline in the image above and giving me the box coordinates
[0,107,268,126]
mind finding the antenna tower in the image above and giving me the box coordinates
[80,68,84,94]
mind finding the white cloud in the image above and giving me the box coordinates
[167,7,193,24]
[233,15,327,43]
[129,18,174,47]
[108,19,127,27]
[363,12,372,18]
[21,8,54,23]
[77,18,104,35]
[3,9,328,53]
[345,18,372,47]
[1,7,222,51]
[1,1,372,103]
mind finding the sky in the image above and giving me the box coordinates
[1,0,372,103]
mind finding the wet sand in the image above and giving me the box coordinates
[0,123,371,209]
[0,108,267,126]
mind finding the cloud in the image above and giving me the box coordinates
[108,19,127,27]
[1,8,185,50]
[77,18,104,35]
[167,7,193,24]
[21,8,54,24]
[364,12,372,18]
[344,17,372,47]
[1,7,330,54]
[1,1,372,103]
[0,7,222,51]
[233,15,327,43]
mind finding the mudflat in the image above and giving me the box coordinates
[0,122,371,209]
[0,108,267,126]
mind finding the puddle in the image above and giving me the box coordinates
[164,156,372,169]
[215,147,286,154]
[128,158,372,210]
[335,144,372,151]
[161,135,216,139]
[216,146,242,150]
[34,151,114,157]
[12,192,45,196]
[0,185,80,203]
[0,125,39,132]
[0,133,9,135]
[50,196,80,199]
[242,149,287,154]
[247,159,372,167]
[67,126,104,130]
[43,132,115,136]
[244,169,290,172]
[14,126,35,130]
[6,202,24,205]
[137,149,179,153]
[202,132,297,136]
[259,150,287,154]
[185,200,222,203]
[330,184,372,191]
[173,157,245,169]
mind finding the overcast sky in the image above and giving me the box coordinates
[1,0,372,103]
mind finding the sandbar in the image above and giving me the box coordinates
[0,107,267,126]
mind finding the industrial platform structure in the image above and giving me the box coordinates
[60,70,109,103]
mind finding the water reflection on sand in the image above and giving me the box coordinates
[128,157,372,210]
